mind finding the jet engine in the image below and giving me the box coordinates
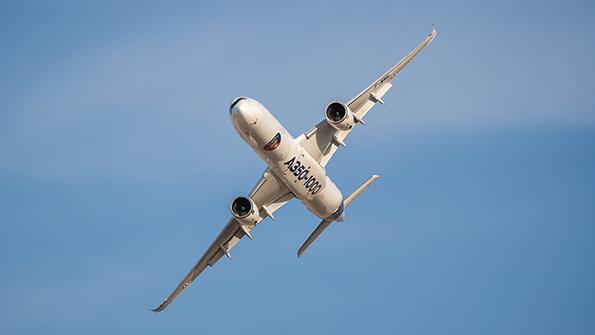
[325,101,355,131]
[230,196,260,225]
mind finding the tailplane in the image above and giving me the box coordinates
[297,175,379,257]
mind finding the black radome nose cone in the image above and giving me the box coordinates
[229,97,247,114]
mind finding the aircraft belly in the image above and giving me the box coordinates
[271,144,326,199]
[231,97,343,219]
[270,146,342,219]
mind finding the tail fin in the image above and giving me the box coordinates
[297,175,380,257]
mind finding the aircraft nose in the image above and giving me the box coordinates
[230,97,259,127]
[229,97,247,115]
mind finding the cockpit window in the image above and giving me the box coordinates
[229,97,247,114]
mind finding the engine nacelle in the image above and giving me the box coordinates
[230,196,260,225]
[325,101,355,131]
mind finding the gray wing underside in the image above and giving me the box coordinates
[298,28,437,165]
[152,169,293,312]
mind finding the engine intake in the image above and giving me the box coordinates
[230,196,260,224]
[325,101,355,131]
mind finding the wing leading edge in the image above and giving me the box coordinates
[152,169,293,312]
[298,28,437,165]
[152,28,436,312]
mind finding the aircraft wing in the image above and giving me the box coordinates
[298,28,437,166]
[152,168,293,312]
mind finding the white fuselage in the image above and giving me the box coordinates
[230,97,344,220]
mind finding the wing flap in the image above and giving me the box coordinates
[298,28,436,166]
[352,81,392,120]
[152,169,294,312]
[151,218,239,312]
[347,28,436,114]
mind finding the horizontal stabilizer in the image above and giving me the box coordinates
[345,175,379,207]
[297,220,331,257]
[297,175,379,257]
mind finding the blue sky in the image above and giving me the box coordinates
[1,0,594,334]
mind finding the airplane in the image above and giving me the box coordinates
[152,28,437,312]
